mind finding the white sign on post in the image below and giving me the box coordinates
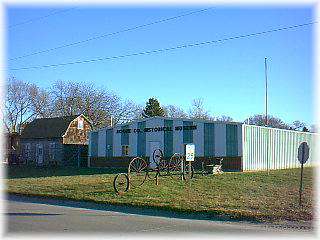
[186,144,195,162]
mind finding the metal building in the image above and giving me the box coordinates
[88,117,318,171]
[242,124,317,171]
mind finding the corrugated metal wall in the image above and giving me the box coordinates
[89,131,98,157]
[242,124,318,171]
[89,118,244,158]
[106,129,113,157]
[137,121,146,157]
[183,121,193,144]
[226,124,238,156]
[164,120,173,157]
[204,123,215,157]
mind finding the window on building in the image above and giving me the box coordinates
[78,119,84,130]
[49,142,56,160]
[37,145,43,155]
[122,145,129,156]
[24,143,31,158]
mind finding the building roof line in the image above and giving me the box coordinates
[96,116,243,131]
[243,124,319,135]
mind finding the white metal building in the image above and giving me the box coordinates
[88,117,318,171]
[242,124,317,171]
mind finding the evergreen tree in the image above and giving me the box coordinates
[143,98,165,118]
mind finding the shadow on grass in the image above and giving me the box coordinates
[7,193,259,224]
[5,163,244,179]
[5,165,127,179]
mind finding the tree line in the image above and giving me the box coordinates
[3,77,316,134]
[143,97,315,132]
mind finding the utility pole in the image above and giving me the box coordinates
[265,57,269,174]
[265,57,268,127]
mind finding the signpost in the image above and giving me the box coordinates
[186,144,195,162]
[185,144,195,201]
[185,144,195,180]
[297,142,310,206]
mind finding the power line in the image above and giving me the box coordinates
[9,7,214,61]
[8,21,316,71]
[9,7,78,29]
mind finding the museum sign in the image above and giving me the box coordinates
[116,125,197,134]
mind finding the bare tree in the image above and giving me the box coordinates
[163,104,188,118]
[216,115,233,122]
[49,80,142,129]
[50,80,80,116]
[29,84,53,118]
[4,78,35,133]
[112,100,143,124]
[188,98,211,120]
[291,120,306,131]
[50,80,114,128]
[244,114,290,129]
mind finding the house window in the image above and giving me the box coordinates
[24,143,31,158]
[37,145,43,155]
[49,142,56,160]
[122,145,129,156]
[78,119,84,130]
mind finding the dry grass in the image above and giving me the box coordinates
[5,166,314,223]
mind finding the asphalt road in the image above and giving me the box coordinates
[3,194,313,235]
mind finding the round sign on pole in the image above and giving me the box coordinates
[297,141,310,206]
[298,142,310,164]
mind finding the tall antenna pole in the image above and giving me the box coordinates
[265,57,268,127]
[265,57,269,174]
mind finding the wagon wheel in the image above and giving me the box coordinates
[128,157,148,188]
[146,166,158,179]
[168,153,183,178]
[113,173,129,194]
[152,149,163,167]
[148,149,164,178]
[157,158,168,176]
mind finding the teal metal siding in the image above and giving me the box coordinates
[106,129,113,157]
[137,121,146,157]
[183,121,193,144]
[204,123,215,157]
[164,120,173,157]
[226,124,238,156]
[90,132,98,157]
[121,125,129,145]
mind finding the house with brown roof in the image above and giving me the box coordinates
[20,114,92,166]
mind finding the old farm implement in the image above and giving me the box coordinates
[201,158,224,175]
[113,149,194,194]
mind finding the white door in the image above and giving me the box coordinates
[149,141,160,168]
[36,144,44,165]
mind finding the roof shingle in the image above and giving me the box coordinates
[21,115,79,139]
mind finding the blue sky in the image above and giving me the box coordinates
[6,5,315,125]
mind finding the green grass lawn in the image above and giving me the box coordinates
[5,166,314,223]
